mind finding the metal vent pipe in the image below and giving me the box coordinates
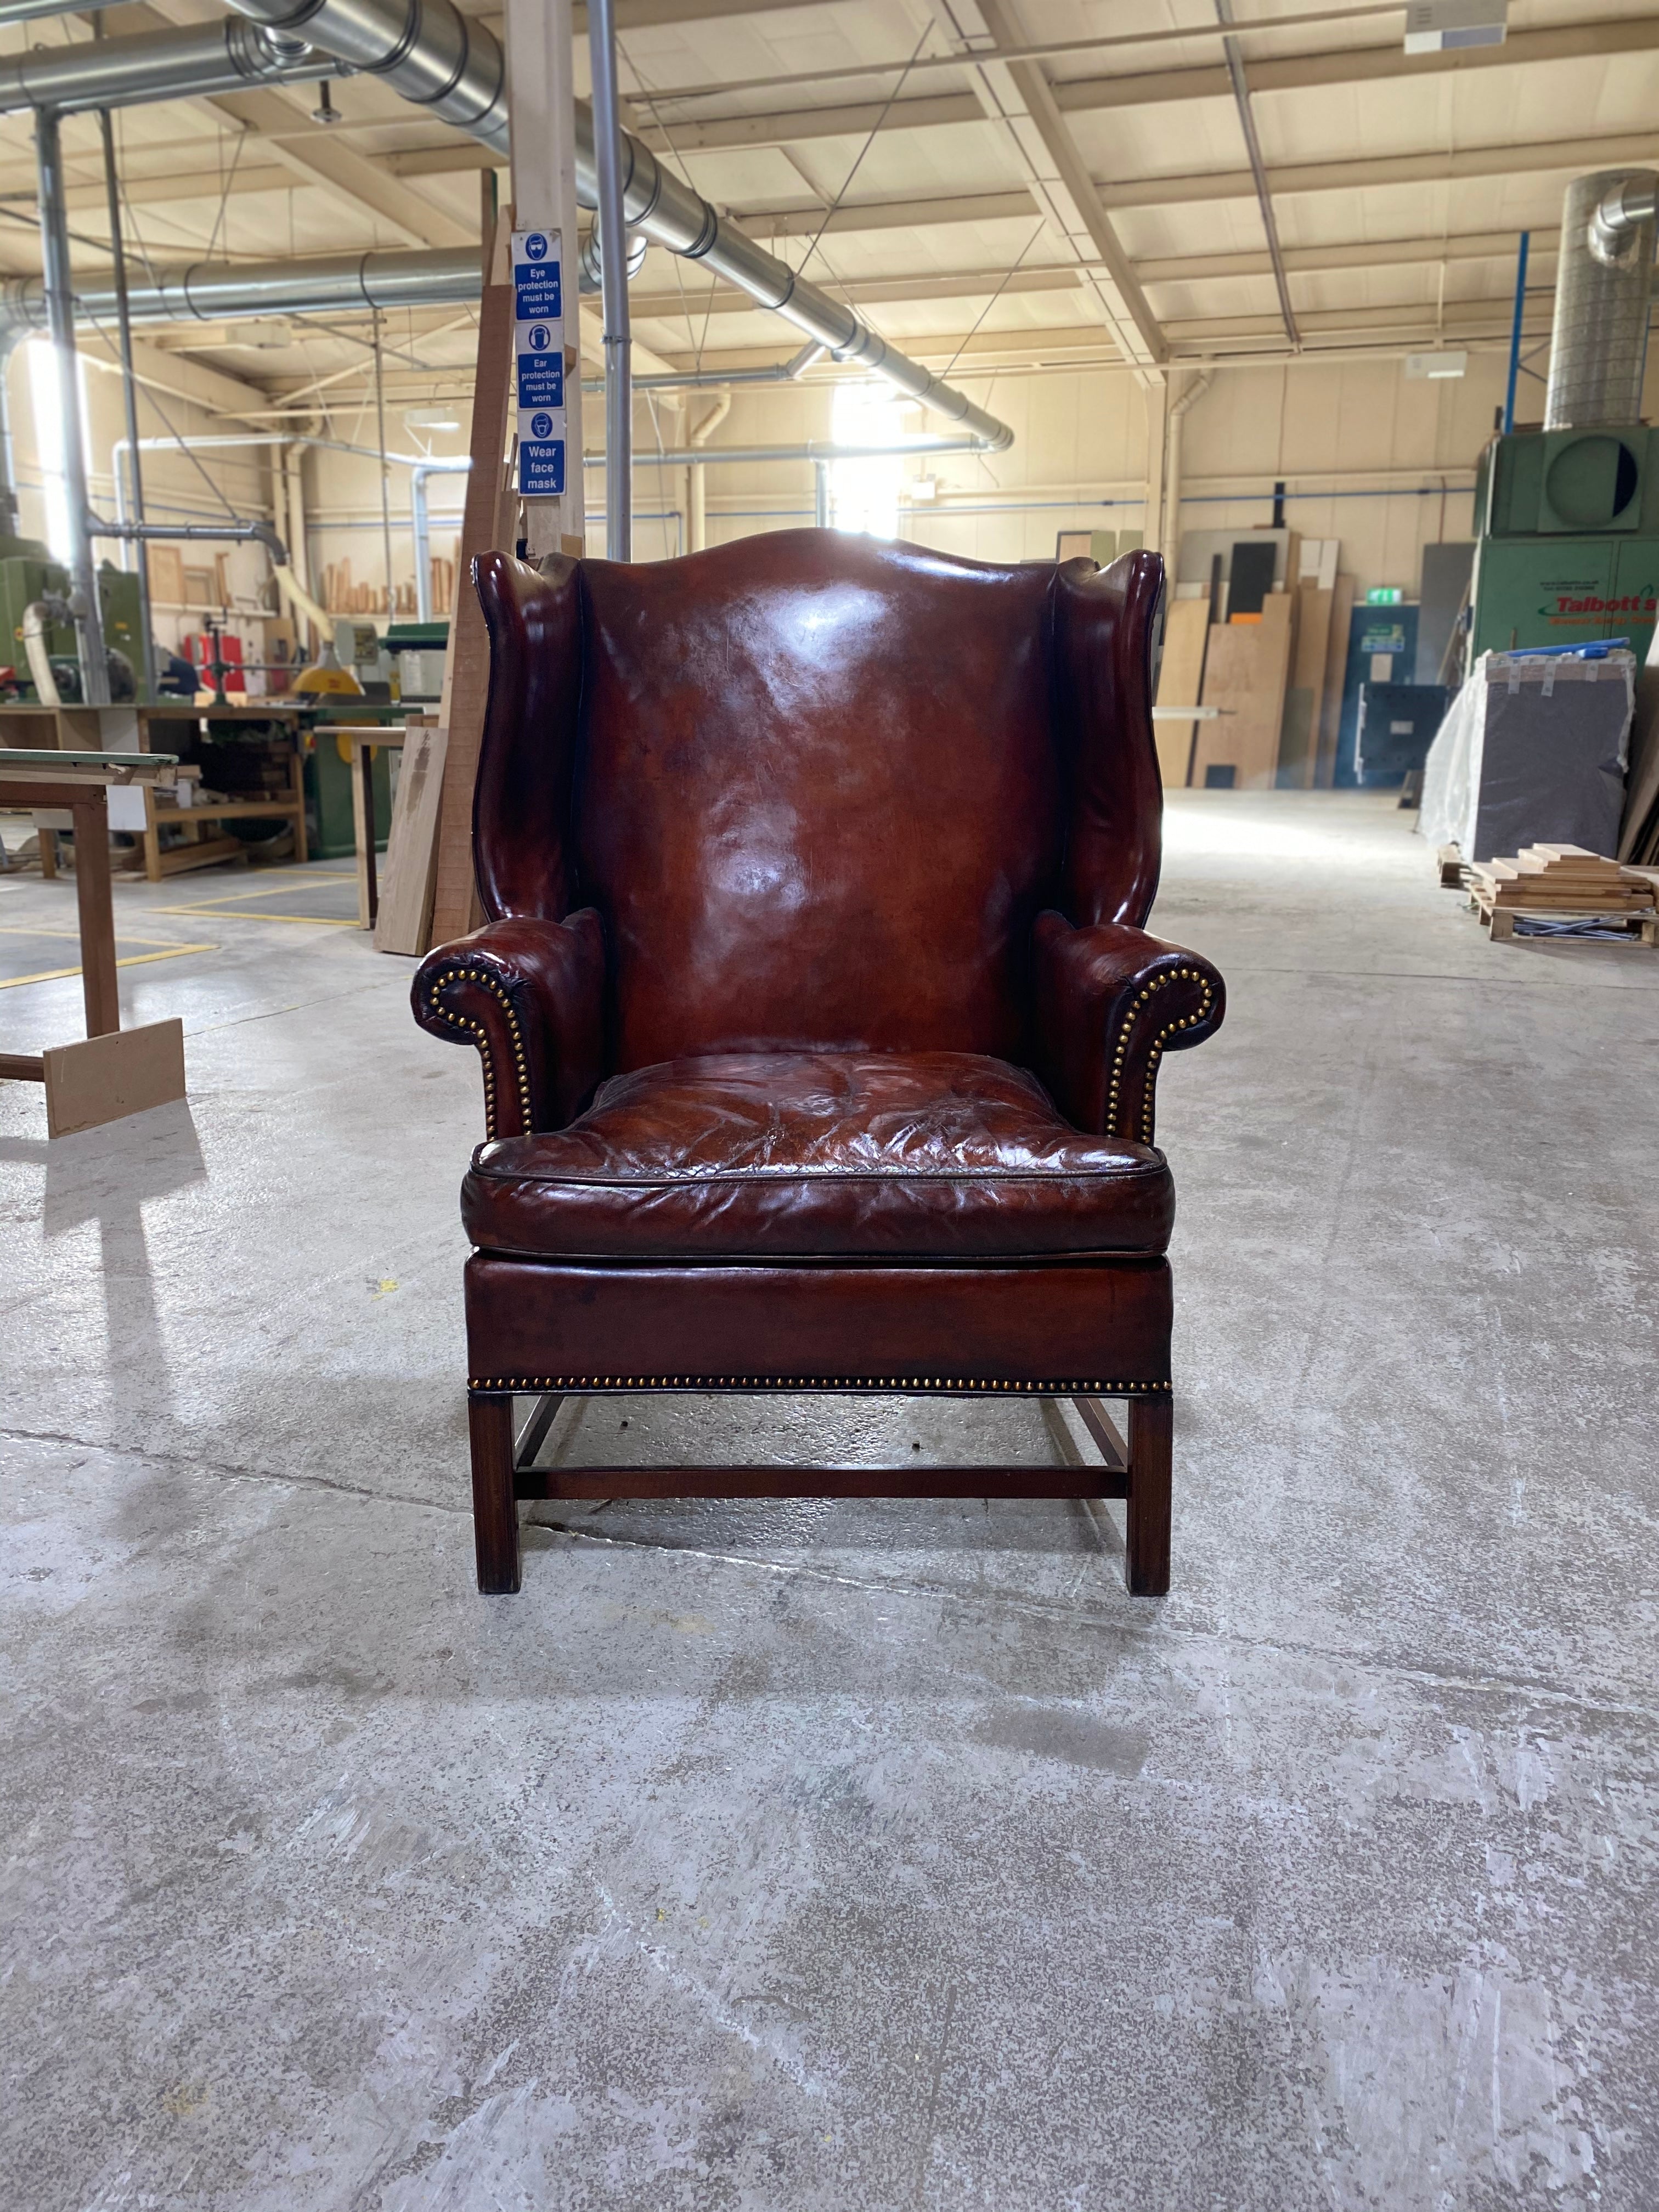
[0,12,1013,447]
[1545,169,1659,431]
[221,0,1014,449]
[0,20,346,114]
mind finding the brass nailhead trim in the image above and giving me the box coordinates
[1105,966,1217,1142]
[427,965,532,1139]
[469,1373,1171,1395]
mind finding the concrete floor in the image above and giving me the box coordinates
[2,794,1656,2210]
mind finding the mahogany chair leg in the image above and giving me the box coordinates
[1126,1393,1173,1596]
[467,1395,521,1594]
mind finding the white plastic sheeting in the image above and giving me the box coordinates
[1418,650,1635,861]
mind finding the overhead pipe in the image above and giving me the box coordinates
[218,0,1014,449]
[0,20,347,115]
[686,390,730,552]
[1162,368,1211,562]
[411,457,471,619]
[0,3,1012,440]
[588,0,631,558]
[582,339,826,396]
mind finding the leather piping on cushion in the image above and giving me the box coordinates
[460,1050,1175,1260]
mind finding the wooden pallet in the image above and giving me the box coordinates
[1469,893,1659,944]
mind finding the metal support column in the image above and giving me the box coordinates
[35,106,110,704]
[1503,230,1530,436]
[97,95,155,699]
[589,0,631,560]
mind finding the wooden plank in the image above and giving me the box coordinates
[514,1465,1132,1502]
[430,213,519,949]
[69,793,119,1039]
[42,1019,185,1138]
[375,716,449,956]
[0,1053,46,1082]
[1194,592,1294,791]
[1153,598,1210,789]
[1314,572,1356,788]
[1280,582,1334,786]
[146,543,185,608]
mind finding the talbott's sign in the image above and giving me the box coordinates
[1535,574,1657,626]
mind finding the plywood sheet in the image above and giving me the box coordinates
[1314,573,1357,788]
[43,1019,185,1138]
[1194,592,1294,791]
[1280,583,1334,786]
[1154,598,1210,789]
[376,718,449,955]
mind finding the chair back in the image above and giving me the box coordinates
[473,531,1164,1071]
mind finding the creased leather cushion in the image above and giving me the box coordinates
[462,1051,1173,1260]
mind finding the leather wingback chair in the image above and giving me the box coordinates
[415,531,1224,1596]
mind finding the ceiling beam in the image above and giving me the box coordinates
[1097,131,1658,211]
[622,17,1659,155]
[0,163,300,215]
[630,228,1551,318]
[1051,15,1659,116]
[631,263,1087,320]
[962,0,1163,368]
[1140,229,1547,285]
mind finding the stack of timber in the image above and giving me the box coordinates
[1467,844,1658,944]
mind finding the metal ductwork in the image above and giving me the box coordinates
[1,247,483,334]
[221,0,1014,449]
[0,20,347,115]
[1545,169,1659,431]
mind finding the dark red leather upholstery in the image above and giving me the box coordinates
[461,1050,1173,1260]
[414,530,1226,1397]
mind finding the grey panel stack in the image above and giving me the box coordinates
[1418,651,1635,862]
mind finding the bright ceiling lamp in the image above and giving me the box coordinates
[404,407,461,431]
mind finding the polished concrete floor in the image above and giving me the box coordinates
[2,795,1656,2211]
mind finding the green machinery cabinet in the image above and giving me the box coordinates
[1469,427,1659,663]
[304,723,394,860]
[0,552,144,696]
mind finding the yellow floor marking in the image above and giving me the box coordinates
[159,871,354,913]
[153,907,357,927]
[0,923,198,950]
[0,941,217,990]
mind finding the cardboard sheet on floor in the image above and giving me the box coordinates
[1418,650,1634,863]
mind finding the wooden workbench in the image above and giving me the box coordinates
[1,701,312,882]
[0,752,188,1136]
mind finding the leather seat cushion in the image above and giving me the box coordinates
[462,1051,1173,1260]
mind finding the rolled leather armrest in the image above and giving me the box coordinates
[413,910,606,1138]
[1032,909,1225,1144]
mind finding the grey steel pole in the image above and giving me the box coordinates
[97,97,156,699]
[35,107,110,704]
[588,0,630,560]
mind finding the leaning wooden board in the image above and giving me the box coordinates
[429,213,521,949]
[1153,598,1210,790]
[1194,594,1294,789]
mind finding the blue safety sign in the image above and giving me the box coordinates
[517,345,564,410]
[519,438,566,496]
[512,231,567,498]
[512,230,562,320]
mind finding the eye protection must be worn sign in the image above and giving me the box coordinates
[513,231,566,498]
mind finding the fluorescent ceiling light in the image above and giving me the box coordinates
[1405,350,1468,380]
[404,407,460,430]
[1404,0,1506,53]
